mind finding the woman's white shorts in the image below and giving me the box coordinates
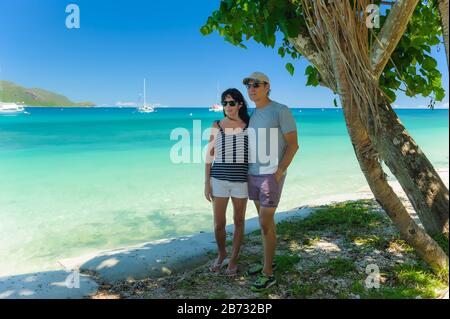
[210,177,248,198]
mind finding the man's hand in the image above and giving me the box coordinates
[275,131,299,183]
[274,168,285,183]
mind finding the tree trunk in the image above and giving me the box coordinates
[344,106,449,273]
[367,100,449,239]
[290,31,450,239]
[438,0,449,69]
[330,38,449,273]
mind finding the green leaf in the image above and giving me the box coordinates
[382,87,397,102]
[333,98,339,108]
[202,0,445,106]
[286,63,295,76]
[200,25,212,36]
[305,65,320,86]
[422,55,438,70]
[435,87,445,101]
[305,65,315,76]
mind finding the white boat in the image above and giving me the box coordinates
[0,102,25,113]
[209,103,223,112]
[138,78,156,113]
[209,81,223,112]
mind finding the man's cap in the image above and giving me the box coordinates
[243,72,270,85]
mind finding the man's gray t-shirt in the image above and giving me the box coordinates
[248,101,297,175]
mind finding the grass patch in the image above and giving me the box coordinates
[288,283,315,298]
[302,236,321,247]
[364,286,423,299]
[274,254,301,273]
[337,292,349,299]
[250,229,261,236]
[350,281,365,295]
[240,254,261,265]
[351,235,388,250]
[387,238,415,254]
[277,200,388,238]
[209,290,229,299]
[395,264,447,295]
[357,263,447,299]
[326,257,356,276]
[178,279,194,290]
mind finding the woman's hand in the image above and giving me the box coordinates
[204,180,213,202]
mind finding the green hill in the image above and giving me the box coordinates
[0,80,95,107]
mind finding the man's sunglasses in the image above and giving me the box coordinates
[245,82,266,89]
[221,100,238,107]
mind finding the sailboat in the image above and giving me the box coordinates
[209,81,223,112]
[138,78,155,113]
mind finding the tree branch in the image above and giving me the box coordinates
[438,0,449,69]
[370,0,420,79]
[288,32,337,91]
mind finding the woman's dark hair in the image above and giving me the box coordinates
[221,88,250,125]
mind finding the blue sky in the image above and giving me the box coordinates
[0,0,448,108]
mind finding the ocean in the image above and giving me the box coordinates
[0,107,448,276]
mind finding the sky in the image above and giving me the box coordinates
[0,0,448,108]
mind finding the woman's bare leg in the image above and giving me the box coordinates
[212,196,229,265]
[228,197,247,270]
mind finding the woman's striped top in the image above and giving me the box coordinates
[210,120,249,183]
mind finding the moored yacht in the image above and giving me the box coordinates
[0,102,25,113]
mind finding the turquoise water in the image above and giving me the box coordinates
[0,107,448,276]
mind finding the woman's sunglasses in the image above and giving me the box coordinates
[221,100,238,107]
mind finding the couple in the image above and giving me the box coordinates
[204,72,299,291]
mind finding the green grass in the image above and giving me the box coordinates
[351,235,389,250]
[326,257,356,276]
[178,279,194,290]
[274,254,301,273]
[387,238,415,253]
[239,199,447,299]
[302,236,321,247]
[209,290,229,299]
[350,281,365,295]
[356,263,448,299]
[289,283,315,298]
[277,200,388,239]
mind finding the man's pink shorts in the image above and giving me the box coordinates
[248,174,286,208]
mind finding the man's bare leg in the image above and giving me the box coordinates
[258,206,277,276]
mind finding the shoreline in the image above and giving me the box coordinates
[0,167,448,298]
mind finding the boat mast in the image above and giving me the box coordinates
[143,78,146,107]
[216,81,220,103]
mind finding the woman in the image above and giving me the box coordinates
[204,88,250,276]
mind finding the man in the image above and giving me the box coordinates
[244,72,299,291]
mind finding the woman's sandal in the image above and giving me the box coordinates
[224,265,238,277]
[209,258,229,273]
